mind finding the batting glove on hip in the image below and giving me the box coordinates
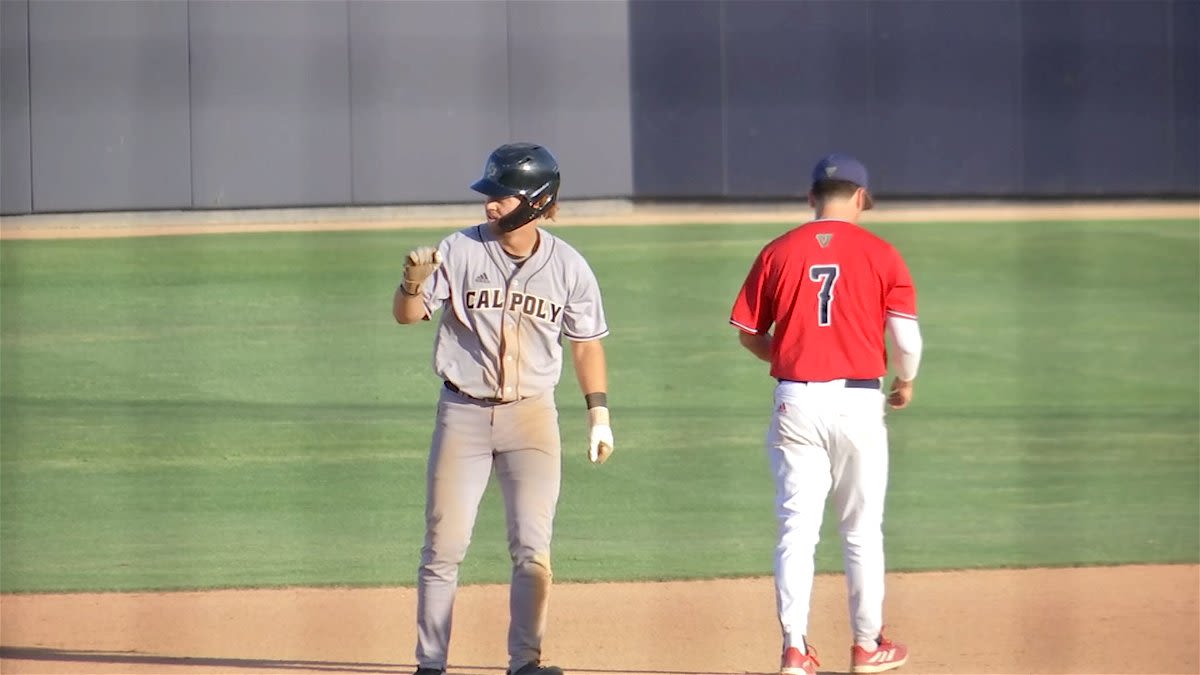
[587,406,614,464]
[402,246,442,296]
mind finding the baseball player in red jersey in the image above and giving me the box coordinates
[729,154,923,675]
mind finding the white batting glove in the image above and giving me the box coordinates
[587,406,614,464]
[402,246,442,296]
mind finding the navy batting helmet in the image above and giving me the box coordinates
[471,143,561,231]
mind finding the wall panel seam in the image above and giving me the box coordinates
[345,0,354,204]
[1165,0,1176,188]
[1016,0,1025,195]
[25,0,34,212]
[186,0,195,208]
[505,0,513,141]
[718,0,728,197]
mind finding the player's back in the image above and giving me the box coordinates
[760,218,912,381]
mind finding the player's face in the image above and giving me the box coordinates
[484,195,523,225]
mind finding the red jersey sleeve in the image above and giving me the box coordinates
[886,248,918,320]
[730,249,774,334]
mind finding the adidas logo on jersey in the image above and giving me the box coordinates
[473,272,490,283]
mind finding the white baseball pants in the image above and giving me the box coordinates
[767,379,890,650]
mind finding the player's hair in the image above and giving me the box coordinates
[811,178,862,202]
[535,194,559,221]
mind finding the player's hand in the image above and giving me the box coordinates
[587,406,614,464]
[402,246,442,296]
[887,377,913,410]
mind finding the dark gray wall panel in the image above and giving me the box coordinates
[28,0,190,212]
[190,0,350,208]
[1,0,32,215]
[1021,1,1174,195]
[723,0,873,197]
[349,1,508,205]
[868,1,1022,196]
[1171,0,1199,193]
[507,0,632,200]
[629,0,723,197]
[629,0,1193,200]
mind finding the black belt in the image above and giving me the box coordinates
[779,378,882,389]
[444,381,507,403]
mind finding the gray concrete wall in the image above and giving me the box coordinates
[1,0,32,215]
[1,0,1194,215]
[188,0,352,209]
[26,0,191,212]
[1,0,633,215]
[348,0,510,205]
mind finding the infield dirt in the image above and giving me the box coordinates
[1,565,1197,674]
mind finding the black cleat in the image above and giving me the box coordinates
[507,663,564,675]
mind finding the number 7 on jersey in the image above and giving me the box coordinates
[809,264,840,326]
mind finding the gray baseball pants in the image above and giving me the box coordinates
[415,386,562,671]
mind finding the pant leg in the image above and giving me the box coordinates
[828,388,889,644]
[415,391,496,668]
[767,383,833,650]
[491,393,561,669]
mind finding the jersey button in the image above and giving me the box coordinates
[504,355,513,362]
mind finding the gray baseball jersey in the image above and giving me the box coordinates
[412,222,608,671]
[421,223,609,401]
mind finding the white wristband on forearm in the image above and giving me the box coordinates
[587,406,610,427]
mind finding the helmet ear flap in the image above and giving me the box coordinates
[496,201,537,232]
[495,179,558,232]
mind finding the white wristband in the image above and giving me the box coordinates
[587,406,610,427]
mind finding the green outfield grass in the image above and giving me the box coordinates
[1,218,1197,593]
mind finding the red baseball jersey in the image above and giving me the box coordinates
[730,219,917,381]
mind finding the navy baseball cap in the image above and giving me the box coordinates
[811,153,874,208]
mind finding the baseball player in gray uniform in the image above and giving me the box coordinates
[393,143,613,675]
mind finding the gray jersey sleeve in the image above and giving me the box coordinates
[419,239,455,318]
[561,254,609,342]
